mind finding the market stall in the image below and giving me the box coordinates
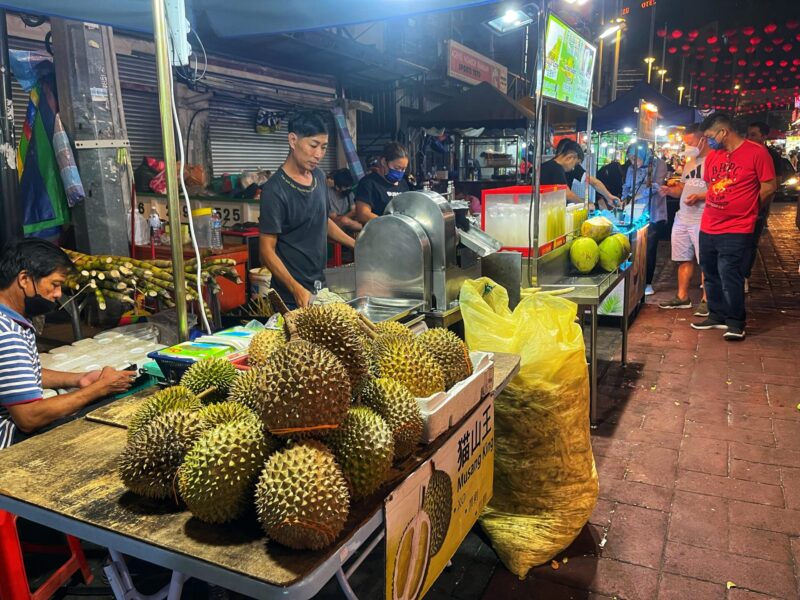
[0,351,520,599]
[408,82,534,199]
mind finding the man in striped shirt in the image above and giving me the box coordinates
[0,239,136,449]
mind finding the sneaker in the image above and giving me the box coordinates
[691,318,728,330]
[723,326,746,341]
[645,285,655,296]
[659,296,692,309]
[693,300,709,317]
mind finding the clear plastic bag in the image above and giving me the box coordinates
[460,278,598,578]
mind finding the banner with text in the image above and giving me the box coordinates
[384,395,494,600]
[447,40,508,93]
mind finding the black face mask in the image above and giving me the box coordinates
[23,280,57,317]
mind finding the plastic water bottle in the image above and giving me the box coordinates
[210,210,223,250]
[148,207,162,245]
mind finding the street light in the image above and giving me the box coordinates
[644,56,656,84]
[597,18,625,102]
[657,68,667,94]
[677,85,685,104]
[484,6,534,35]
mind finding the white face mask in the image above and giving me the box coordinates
[682,145,700,158]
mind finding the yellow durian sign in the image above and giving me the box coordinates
[385,395,494,600]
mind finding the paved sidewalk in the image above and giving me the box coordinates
[479,203,800,599]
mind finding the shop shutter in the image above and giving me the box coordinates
[209,98,337,177]
[8,37,46,146]
[117,54,164,166]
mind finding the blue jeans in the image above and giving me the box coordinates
[699,231,753,330]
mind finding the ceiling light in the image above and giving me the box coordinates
[623,127,633,134]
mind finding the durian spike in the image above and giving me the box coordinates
[267,289,290,316]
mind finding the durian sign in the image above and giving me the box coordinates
[384,395,494,600]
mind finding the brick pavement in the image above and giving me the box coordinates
[477,203,800,600]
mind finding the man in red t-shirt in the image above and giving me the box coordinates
[686,113,776,340]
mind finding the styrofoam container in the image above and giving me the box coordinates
[417,351,495,443]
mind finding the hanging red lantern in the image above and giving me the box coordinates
[753,60,762,67]
[728,45,738,54]
[770,85,777,91]
[797,33,800,42]
[764,24,777,34]
[793,59,800,65]
[782,43,793,52]
[688,30,699,40]
[757,78,764,83]
[787,19,799,30]
[710,56,719,63]
[764,46,774,53]
[738,59,747,67]
[792,67,798,73]
[696,46,706,52]
[668,46,678,54]
[772,38,784,46]
[748,71,756,76]
[749,36,761,45]
[700,71,707,77]
[696,55,706,61]
[780,60,789,67]
[766,59,775,67]
[742,26,755,36]
[700,86,707,91]
[745,46,756,54]
[671,29,683,39]
[681,44,690,51]
[657,28,667,38]
[707,35,718,44]
[712,46,722,53]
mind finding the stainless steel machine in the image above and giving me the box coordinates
[354,190,501,325]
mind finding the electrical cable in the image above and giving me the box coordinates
[168,59,212,334]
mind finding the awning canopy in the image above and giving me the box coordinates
[0,0,493,37]
[410,82,534,130]
[577,81,699,132]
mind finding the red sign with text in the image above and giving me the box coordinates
[447,40,508,93]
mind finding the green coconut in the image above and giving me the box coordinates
[612,232,631,255]
[580,216,614,243]
[598,236,626,272]
[570,237,600,274]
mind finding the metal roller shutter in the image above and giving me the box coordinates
[117,54,163,165]
[209,98,337,177]
[8,37,47,145]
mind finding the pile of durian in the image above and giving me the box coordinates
[118,303,472,551]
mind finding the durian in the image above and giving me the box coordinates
[198,401,259,428]
[370,335,445,397]
[257,340,350,438]
[178,420,267,524]
[127,385,201,439]
[416,328,473,389]
[360,378,423,460]
[118,411,207,499]
[374,321,414,340]
[227,367,263,413]
[287,305,369,389]
[248,329,285,367]
[254,441,350,550]
[422,470,453,556]
[328,406,394,498]
[180,358,238,403]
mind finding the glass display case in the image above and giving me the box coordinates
[459,136,523,182]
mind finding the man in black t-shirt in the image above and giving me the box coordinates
[355,142,410,223]
[547,139,621,207]
[259,112,355,309]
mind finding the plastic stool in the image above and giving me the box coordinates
[0,510,93,600]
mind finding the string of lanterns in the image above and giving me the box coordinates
[653,19,800,113]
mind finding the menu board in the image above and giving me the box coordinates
[543,13,597,109]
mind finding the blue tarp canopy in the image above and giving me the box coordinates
[0,0,493,37]
[577,81,698,132]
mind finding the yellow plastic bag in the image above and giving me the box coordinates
[460,278,598,579]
